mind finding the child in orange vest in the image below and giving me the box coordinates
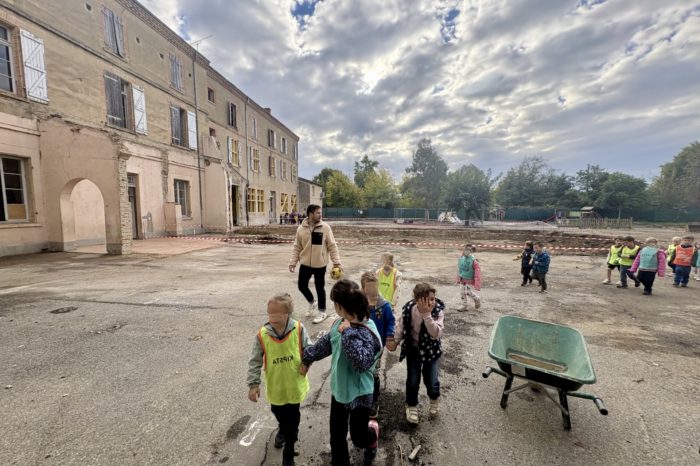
[669,235,697,287]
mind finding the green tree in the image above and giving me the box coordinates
[575,165,610,205]
[353,155,379,188]
[441,164,495,220]
[595,173,648,218]
[401,139,448,209]
[312,168,344,191]
[495,156,576,207]
[362,169,400,208]
[649,142,700,208]
[323,171,362,207]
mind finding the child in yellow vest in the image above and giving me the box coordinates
[666,237,681,273]
[602,237,623,285]
[376,252,401,308]
[617,236,641,289]
[247,293,311,466]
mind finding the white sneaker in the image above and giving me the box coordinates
[615,281,622,286]
[306,302,317,317]
[405,406,419,425]
[602,279,611,284]
[312,312,328,324]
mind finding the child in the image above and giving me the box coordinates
[667,237,681,273]
[457,244,482,311]
[617,236,641,289]
[376,253,401,308]
[247,293,311,466]
[531,242,551,293]
[694,240,700,281]
[630,238,666,295]
[514,241,534,286]
[361,271,396,419]
[388,283,445,425]
[301,280,382,466]
[602,237,624,285]
[668,235,698,288]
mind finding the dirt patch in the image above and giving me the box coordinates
[50,306,77,314]
[225,415,251,441]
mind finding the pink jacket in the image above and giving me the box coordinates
[630,249,666,277]
[457,259,482,291]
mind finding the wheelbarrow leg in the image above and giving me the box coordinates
[500,376,514,409]
[558,389,571,430]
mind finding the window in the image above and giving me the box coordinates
[280,193,289,214]
[228,102,237,128]
[250,147,260,172]
[0,25,14,93]
[293,143,298,160]
[207,87,215,103]
[257,189,264,213]
[291,194,298,213]
[268,129,276,148]
[169,54,182,91]
[252,117,257,139]
[291,165,297,183]
[209,127,216,137]
[227,137,240,166]
[170,106,197,149]
[281,161,287,180]
[247,188,256,213]
[173,179,190,217]
[281,137,287,154]
[0,157,28,221]
[268,156,276,178]
[104,72,130,128]
[102,7,125,57]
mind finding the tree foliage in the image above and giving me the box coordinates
[323,171,362,208]
[353,155,379,188]
[362,169,400,209]
[649,142,700,208]
[401,139,448,209]
[595,172,648,218]
[441,164,495,219]
[495,156,576,207]
[574,164,610,206]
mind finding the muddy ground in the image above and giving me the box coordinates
[0,236,698,466]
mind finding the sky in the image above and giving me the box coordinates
[141,0,700,181]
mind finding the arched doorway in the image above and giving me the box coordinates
[59,178,107,253]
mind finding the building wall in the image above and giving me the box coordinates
[71,179,106,246]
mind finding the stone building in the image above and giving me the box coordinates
[0,0,299,257]
[297,177,323,211]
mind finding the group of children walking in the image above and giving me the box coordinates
[603,234,699,295]
[247,252,444,466]
[515,241,551,293]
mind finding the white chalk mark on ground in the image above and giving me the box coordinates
[239,413,274,447]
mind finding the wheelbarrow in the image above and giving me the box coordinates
[482,315,608,430]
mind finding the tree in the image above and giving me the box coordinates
[441,164,495,220]
[312,168,344,191]
[595,172,647,218]
[575,165,609,205]
[353,155,379,188]
[362,169,400,208]
[495,156,576,207]
[649,142,700,208]
[323,171,362,207]
[401,139,448,209]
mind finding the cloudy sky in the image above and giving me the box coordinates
[142,0,700,181]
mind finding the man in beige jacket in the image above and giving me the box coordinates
[289,204,342,323]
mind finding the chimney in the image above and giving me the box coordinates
[264,107,272,113]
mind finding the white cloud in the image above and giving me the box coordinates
[149,0,700,180]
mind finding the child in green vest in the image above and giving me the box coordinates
[617,236,641,289]
[602,237,623,285]
[247,293,311,466]
[630,238,666,295]
[667,237,681,273]
[376,252,401,308]
[457,244,481,311]
[301,279,382,466]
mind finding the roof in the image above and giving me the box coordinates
[581,206,596,211]
[298,177,323,187]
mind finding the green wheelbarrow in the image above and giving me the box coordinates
[482,315,608,430]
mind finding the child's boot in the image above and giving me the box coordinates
[429,398,439,417]
[406,405,419,425]
[474,297,481,310]
[363,419,379,465]
[274,430,285,448]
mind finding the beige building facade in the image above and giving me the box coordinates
[297,177,323,212]
[0,0,299,257]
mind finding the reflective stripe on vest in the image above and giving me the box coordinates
[259,322,309,405]
[673,246,693,267]
[619,245,639,266]
[377,267,396,302]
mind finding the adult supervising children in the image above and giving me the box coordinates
[289,204,343,324]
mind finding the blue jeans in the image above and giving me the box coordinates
[619,265,638,286]
[674,265,691,285]
[405,346,440,406]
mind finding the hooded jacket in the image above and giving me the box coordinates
[289,218,341,269]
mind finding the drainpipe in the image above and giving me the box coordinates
[244,97,250,225]
[192,49,204,233]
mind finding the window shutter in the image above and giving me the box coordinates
[187,110,197,150]
[132,86,147,134]
[227,136,232,164]
[248,146,253,168]
[20,30,49,103]
[103,8,116,50]
[114,14,125,57]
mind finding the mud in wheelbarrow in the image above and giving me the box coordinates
[482,315,608,430]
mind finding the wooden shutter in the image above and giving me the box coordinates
[132,85,147,134]
[20,30,48,103]
[226,136,232,164]
[104,72,122,126]
[114,14,125,57]
[187,110,197,150]
[103,8,116,50]
[170,106,180,144]
[248,146,253,168]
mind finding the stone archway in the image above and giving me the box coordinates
[59,178,107,252]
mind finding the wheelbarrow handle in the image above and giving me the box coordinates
[482,366,508,379]
[594,398,608,415]
[482,367,493,378]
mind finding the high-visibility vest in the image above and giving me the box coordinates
[619,245,639,267]
[673,245,693,267]
[638,247,659,271]
[607,245,623,265]
[376,267,397,302]
[258,322,309,405]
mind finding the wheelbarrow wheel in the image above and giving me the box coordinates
[558,390,571,430]
[500,376,514,409]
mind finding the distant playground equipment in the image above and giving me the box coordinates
[438,211,463,224]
